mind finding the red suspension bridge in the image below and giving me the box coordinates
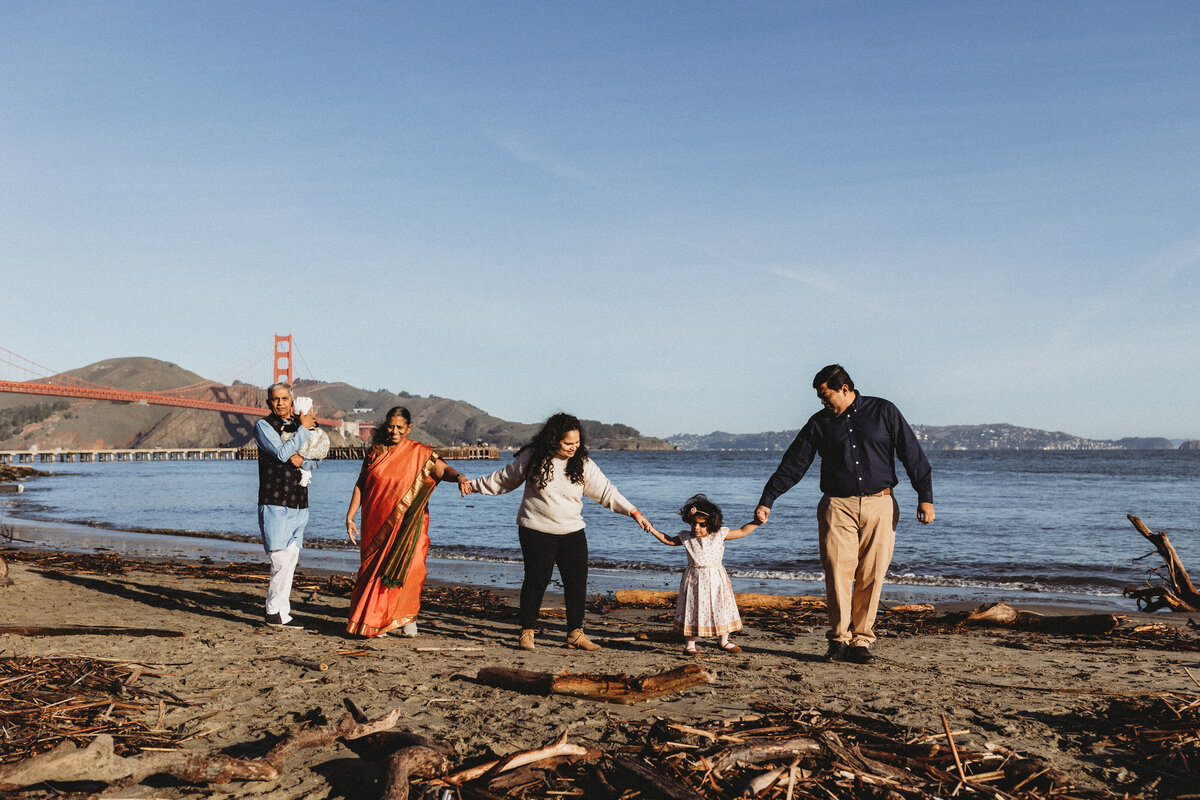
[0,336,340,427]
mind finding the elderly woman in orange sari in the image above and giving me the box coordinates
[344,406,470,638]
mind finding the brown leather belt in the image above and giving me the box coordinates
[829,487,892,499]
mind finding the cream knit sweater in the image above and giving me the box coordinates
[470,450,636,534]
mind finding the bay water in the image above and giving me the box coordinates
[4,450,1197,611]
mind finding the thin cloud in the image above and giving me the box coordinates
[766,268,841,292]
[490,131,598,186]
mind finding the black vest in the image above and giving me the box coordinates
[257,414,308,509]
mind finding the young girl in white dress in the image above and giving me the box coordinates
[650,494,760,654]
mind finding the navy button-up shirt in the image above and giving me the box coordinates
[758,393,933,508]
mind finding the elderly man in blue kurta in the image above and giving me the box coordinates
[255,382,319,628]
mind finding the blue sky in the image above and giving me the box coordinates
[3,2,1198,440]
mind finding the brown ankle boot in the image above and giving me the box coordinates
[518,629,536,651]
[566,628,600,650]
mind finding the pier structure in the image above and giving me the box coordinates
[0,448,240,464]
[0,445,500,465]
[234,444,500,461]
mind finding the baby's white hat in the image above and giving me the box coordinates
[293,396,313,415]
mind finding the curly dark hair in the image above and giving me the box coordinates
[371,406,412,445]
[518,412,588,490]
[679,493,723,532]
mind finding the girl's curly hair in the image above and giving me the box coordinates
[679,493,723,532]
[518,412,588,490]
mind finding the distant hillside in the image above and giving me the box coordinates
[668,423,1186,452]
[292,380,670,450]
[0,357,672,451]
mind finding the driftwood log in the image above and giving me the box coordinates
[476,663,713,705]
[0,623,186,637]
[340,700,454,800]
[444,730,597,785]
[0,707,403,791]
[614,589,824,608]
[1124,514,1200,612]
[960,602,1122,634]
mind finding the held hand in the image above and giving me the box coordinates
[345,519,358,545]
[457,475,473,497]
[917,502,935,524]
[633,512,654,532]
[754,505,771,524]
[299,409,316,430]
[289,454,304,468]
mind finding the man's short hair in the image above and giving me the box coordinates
[813,364,853,391]
[266,382,293,398]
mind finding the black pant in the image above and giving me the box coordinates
[518,526,588,632]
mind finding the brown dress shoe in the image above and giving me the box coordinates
[566,628,600,650]
[519,629,536,651]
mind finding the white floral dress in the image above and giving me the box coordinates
[673,527,742,637]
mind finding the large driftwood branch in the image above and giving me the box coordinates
[261,708,404,773]
[339,700,452,800]
[1124,514,1200,612]
[381,746,453,800]
[443,730,593,785]
[614,589,824,608]
[960,602,1122,634]
[0,734,276,790]
[341,698,453,761]
[705,736,823,772]
[476,663,714,705]
[0,707,403,791]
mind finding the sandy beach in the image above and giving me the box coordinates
[2,526,1200,800]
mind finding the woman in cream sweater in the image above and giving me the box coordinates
[466,412,656,651]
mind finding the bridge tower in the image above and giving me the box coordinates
[273,335,294,387]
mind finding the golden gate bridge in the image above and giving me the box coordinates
[0,335,340,427]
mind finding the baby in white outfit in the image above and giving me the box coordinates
[282,396,330,487]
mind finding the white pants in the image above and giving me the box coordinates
[266,542,302,622]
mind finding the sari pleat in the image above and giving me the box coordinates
[346,440,438,638]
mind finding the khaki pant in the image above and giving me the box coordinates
[817,493,898,647]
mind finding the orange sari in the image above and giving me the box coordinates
[346,440,439,637]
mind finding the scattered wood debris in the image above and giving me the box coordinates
[0,655,190,766]
[1082,689,1200,796]
[2,652,1197,798]
[614,588,1200,653]
[477,664,714,704]
[1124,513,1200,612]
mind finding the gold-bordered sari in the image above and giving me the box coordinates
[346,440,439,638]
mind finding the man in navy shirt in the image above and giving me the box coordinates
[755,365,934,664]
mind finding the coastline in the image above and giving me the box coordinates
[1,511,1138,613]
